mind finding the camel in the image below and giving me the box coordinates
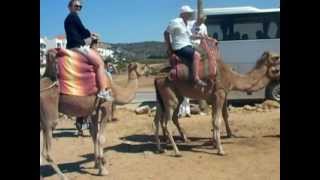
[153,48,280,156]
[40,47,149,179]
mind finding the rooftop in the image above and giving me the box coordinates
[204,6,280,16]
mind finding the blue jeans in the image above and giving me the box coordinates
[174,45,195,65]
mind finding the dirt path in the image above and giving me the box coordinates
[41,108,280,180]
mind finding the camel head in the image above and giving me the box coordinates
[255,51,280,80]
[127,63,151,78]
[43,49,58,81]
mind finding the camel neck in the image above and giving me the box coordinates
[218,60,270,92]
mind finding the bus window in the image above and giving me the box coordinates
[234,21,264,40]
[207,24,223,40]
[267,22,278,39]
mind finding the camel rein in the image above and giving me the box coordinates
[40,81,59,92]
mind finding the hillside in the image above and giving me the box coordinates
[109,41,167,60]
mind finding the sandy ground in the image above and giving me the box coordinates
[41,106,280,180]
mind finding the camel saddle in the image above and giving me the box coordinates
[166,38,219,84]
[55,48,99,96]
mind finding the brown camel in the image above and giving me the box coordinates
[40,47,149,179]
[153,49,280,156]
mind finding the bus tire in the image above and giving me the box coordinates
[265,81,280,102]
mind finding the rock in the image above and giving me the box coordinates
[143,151,154,158]
[256,108,264,112]
[151,106,157,112]
[135,105,151,114]
[255,104,263,109]
[243,105,256,111]
[148,111,156,117]
[262,100,280,109]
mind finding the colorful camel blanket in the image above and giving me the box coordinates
[56,48,98,96]
[168,38,219,81]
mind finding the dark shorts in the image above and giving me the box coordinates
[174,45,195,64]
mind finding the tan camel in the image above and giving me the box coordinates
[40,47,148,179]
[153,50,280,156]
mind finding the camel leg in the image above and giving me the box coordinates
[172,97,190,142]
[75,117,84,137]
[160,116,168,142]
[40,130,43,165]
[222,99,234,138]
[95,107,109,176]
[212,91,226,156]
[88,116,99,168]
[154,104,165,153]
[41,128,68,180]
[165,109,182,157]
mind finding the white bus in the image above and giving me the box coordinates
[204,6,280,101]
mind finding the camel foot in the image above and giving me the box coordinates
[112,118,119,122]
[226,134,238,138]
[217,150,225,156]
[59,174,69,180]
[174,153,182,157]
[182,138,191,143]
[156,149,166,154]
[98,168,109,176]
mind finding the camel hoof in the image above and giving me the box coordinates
[174,153,182,157]
[227,134,238,138]
[98,168,109,176]
[183,138,191,143]
[59,174,69,180]
[156,149,166,154]
[217,151,225,156]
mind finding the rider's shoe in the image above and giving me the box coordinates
[97,89,114,102]
[194,78,207,87]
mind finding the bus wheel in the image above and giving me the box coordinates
[266,82,280,102]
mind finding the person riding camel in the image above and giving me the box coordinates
[64,0,113,101]
[190,15,208,47]
[164,5,207,87]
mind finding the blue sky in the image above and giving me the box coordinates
[40,0,279,43]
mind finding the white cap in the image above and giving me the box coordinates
[180,5,194,14]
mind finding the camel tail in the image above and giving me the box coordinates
[154,79,165,111]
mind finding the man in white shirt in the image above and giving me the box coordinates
[164,5,207,87]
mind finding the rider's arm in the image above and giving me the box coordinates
[164,30,173,52]
[73,13,91,39]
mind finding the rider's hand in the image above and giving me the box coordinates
[167,48,173,57]
[91,33,99,39]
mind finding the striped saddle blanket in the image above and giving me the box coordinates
[56,48,98,96]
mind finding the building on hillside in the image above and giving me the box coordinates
[45,35,67,49]
[40,37,47,66]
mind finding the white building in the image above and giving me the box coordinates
[45,35,67,49]
[40,38,47,65]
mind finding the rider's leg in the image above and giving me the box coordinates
[73,47,113,101]
[193,51,207,86]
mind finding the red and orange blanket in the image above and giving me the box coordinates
[56,48,98,96]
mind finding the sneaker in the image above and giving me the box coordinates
[194,78,207,87]
[97,89,114,101]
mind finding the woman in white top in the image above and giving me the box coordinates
[190,15,208,47]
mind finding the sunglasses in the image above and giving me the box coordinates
[74,5,82,10]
